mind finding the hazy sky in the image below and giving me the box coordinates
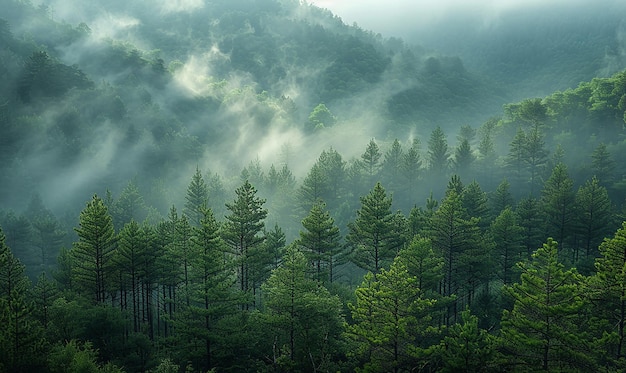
[308,0,587,40]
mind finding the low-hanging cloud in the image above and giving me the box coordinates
[310,0,606,39]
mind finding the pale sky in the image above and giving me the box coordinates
[308,0,586,40]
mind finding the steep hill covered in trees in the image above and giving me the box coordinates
[2,0,626,371]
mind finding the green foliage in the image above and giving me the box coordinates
[500,238,593,371]
[72,195,116,304]
[307,103,337,131]
[427,126,450,176]
[348,259,437,372]
[436,309,499,372]
[48,340,124,373]
[588,222,626,367]
[298,201,342,283]
[184,167,209,227]
[347,182,397,274]
[262,245,344,372]
[575,176,613,260]
[222,180,268,307]
[490,208,524,285]
[541,163,576,262]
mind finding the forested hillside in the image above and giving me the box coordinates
[2,0,626,372]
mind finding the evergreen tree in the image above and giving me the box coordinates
[317,147,347,210]
[453,138,475,179]
[541,163,576,262]
[0,225,45,371]
[72,195,116,304]
[476,117,499,188]
[436,309,498,372]
[489,178,514,218]
[575,176,614,259]
[500,238,592,371]
[347,182,397,274]
[462,180,490,228]
[297,201,342,283]
[112,180,146,230]
[297,163,328,213]
[490,208,524,285]
[506,127,527,190]
[32,272,59,330]
[400,138,422,203]
[516,197,543,257]
[591,142,615,186]
[222,180,267,309]
[114,220,147,333]
[184,166,209,226]
[588,222,626,367]
[381,138,404,191]
[349,258,437,372]
[360,138,382,187]
[262,245,344,372]
[396,236,443,296]
[427,126,450,180]
[430,189,486,324]
[263,223,287,271]
[180,207,235,371]
[523,126,548,196]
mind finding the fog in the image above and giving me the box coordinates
[310,0,613,40]
[1,0,625,229]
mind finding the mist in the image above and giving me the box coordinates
[1,0,625,226]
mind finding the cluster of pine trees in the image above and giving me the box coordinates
[1,126,626,371]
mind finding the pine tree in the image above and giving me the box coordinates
[462,180,490,228]
[0,225,45,371]
[298,201,342,283]
[489,178,514,218]
[427,126,450,180]
[591,142,615,186]
[500,238,592,371]
[589,222,626,367]
[401,138,422,203]
[72,195,116,304]
[381,138,404,190]
[436,309,498,372]
[112,180,146,230]
[575,176,614,259]
[490,208,524,285]
[349,259,437,372]
[347,182,397,274]
[222,180,267,309]
[506,127,527,190]
[516,197,543,257]
[317,147,346,210]
[262,245,344,372]
[180,207,235,371]
[297,163,328,213]
[361,138,382,179]
[32,272,59,330]
[114,220,147,333]
[184,166,209,226]
[541,163,576,262]
[523,126,548,196]
[430,189,484,324]
[453,138,475,179]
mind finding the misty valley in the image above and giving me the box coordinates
[2,0,626,372]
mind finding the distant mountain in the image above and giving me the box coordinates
[407,1,626,100]
[0,0,624,212]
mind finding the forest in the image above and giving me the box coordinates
[2,0,626,372]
